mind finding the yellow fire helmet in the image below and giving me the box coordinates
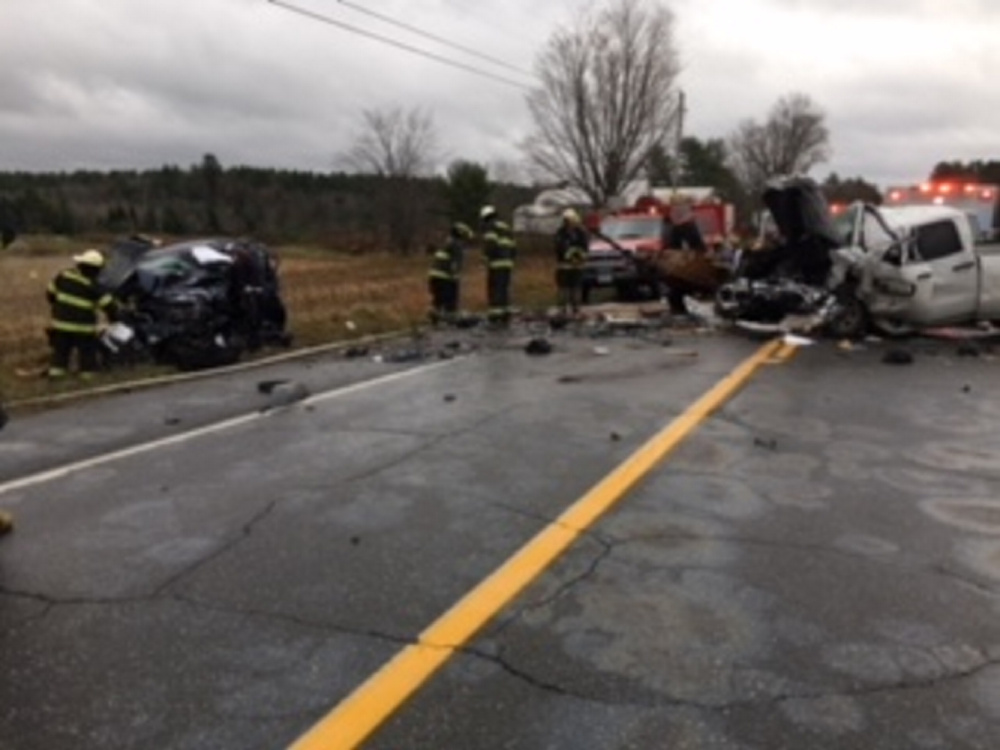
[73,249,106,268]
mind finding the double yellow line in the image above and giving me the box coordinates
[289,339,786,750]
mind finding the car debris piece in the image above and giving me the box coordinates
[257,379,290,394]
[344,345,370,358]
[0,404,7,431]
[753,437,778,451]
[443,394,457,402]
[593,346,611,356]
[610,431,622,442]
[524,338,553,355]
[882,349,914,365]
[261,380,310,410]
[782,333,815,347]
[384,349,425,363]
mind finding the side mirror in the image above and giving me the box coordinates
[883,245,902,265]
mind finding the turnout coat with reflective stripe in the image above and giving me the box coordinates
[428,237,464,280]
[46,268,115,334]
[482,220,516,269]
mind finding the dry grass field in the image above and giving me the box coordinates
[0,237,559,402]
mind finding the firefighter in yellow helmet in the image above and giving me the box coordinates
[428,221,474,323]
[46,249,118,379]
[479,205,516,325]
[554,208,589,316]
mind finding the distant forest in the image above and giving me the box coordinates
[0,154,535,253]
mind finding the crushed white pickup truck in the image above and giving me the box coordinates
[715,176,1000,337]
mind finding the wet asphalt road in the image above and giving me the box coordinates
[1,329,1000,749]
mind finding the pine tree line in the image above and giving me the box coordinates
[0,156,534,252]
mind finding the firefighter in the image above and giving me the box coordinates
[554,208,589,316]
[480,205,516,325]
[428,221,474,323]
[46,249,118,379]
[228,244,266,351]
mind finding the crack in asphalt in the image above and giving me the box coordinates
[0,406,525,617]
[153,500,279,596]
[456,641,1000,714]
[0,501,280,618]
[602,530,1000,599]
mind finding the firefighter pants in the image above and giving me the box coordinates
[49,329,99,374]
[487,268,511,320]
[429,278,459,316]
[555,268,584,313]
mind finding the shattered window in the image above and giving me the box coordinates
[913,221,963,261]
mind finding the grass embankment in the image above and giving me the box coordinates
[0,236,559,403]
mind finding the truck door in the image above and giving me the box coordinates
[908,219,978,324]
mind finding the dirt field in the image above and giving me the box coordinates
[0,241,558,402]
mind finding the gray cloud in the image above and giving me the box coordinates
[1,0,998,190]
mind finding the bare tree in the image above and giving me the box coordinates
[727,93,831,200]
[344,106,440,178]
[342,106,441,253]
[522,0,681,207]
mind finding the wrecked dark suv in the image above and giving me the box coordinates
[99,237,289,370]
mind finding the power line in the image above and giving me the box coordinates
[331,0,535,79]
[267,0,534,92]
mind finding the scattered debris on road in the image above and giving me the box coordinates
[882,349,915,366]
[524,338,553,355]
[260,380,310,410]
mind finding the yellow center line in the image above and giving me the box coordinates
[288,338,784,750]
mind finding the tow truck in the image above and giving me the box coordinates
[581,189,735,301]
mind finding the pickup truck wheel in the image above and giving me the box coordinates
[825,297,869,340]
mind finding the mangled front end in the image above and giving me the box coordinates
[714,176,866,337]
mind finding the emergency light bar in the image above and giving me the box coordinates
[890,182,997,202]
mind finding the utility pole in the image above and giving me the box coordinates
[670,89,686,190]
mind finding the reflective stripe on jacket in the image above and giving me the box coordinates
[483,220,516,270]
[47,268,114,334]
[428,238,463,280]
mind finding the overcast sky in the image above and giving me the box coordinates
[2,0,998,190]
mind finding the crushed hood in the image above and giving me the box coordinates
[762,176,842,249]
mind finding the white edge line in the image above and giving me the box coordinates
[0,358,460,497]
